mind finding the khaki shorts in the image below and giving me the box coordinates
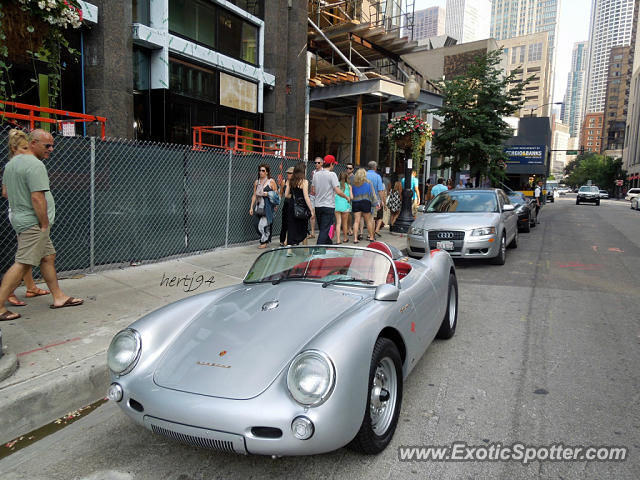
[16,225,56,266]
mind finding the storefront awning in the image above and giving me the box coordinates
[309,78,442,115]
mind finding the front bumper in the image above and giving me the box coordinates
[407,230,500,259]
[577,195,599,203]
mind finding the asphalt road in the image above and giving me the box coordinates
[1,195,639,480]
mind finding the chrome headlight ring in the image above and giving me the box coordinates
[287,350,336,407]
[107,328,142,376]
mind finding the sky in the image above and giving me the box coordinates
[413,0,592,104]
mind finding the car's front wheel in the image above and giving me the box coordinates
[490,233,507,265]
[436,273,458,339]
[348,338,403,454]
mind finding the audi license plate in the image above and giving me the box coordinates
[436,240,454,251]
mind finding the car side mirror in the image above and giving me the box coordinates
[374,284,399,301]
[502,204,515,211]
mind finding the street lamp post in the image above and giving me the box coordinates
[392,75,421,234]
[528,102,563,116]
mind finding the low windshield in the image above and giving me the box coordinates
[579,186,598,192]
[244,246,395,287]
[426,191,498,213]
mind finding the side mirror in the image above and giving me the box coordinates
[502,204,515,212]
[374,283,399,301]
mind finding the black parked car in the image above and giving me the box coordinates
[576,185,600,205]
[507,191,537,232]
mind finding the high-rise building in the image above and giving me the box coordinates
[580,112,604,153]
[413,7,446,41]
[562,42,588,138]
[490,0,560,109]
[584,0,635,113]
[623,0,640,187]
[445,0,491,44]
[602,46,631,155]
[551,119,570,178]
[501,32,552,117]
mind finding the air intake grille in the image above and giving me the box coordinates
[428,231,465,240]
[150,424,235,453]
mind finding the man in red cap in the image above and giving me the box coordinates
[311,154,350,244]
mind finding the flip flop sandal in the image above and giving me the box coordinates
[26,287,50,298]
[50,297,84,309]
[0,310,21,321]
[8,295,26,307]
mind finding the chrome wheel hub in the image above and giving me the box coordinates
[369,357,397,435]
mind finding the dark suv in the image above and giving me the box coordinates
[576,185,600,205]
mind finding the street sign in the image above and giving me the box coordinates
[616,179,624,186]
[566,150,578,155]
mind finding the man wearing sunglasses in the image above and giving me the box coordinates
[0,129,83,321]
[307,157,324,239]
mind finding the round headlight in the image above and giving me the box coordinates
[287,350,335,406]
[107,329,141,375]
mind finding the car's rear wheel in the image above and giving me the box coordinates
[436,273,458,339]
[490,234,506,265]
[348,338,403,454]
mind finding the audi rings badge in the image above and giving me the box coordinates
[437,232,454,240]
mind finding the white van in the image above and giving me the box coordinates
[625,188,640,201]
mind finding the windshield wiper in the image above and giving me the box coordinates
[272,274,321,285]
[322,277,374,288]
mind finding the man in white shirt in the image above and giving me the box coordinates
[534,181,542,223]
[311,155,350,245]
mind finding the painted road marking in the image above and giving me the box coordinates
[18,337,82,357]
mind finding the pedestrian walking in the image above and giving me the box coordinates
[279,166,294,246]
[284,162,314,246]
[388,181,402,227]
[0,129,83,321]
[334,171,351,244]
[249,163,278,249]
[446,178,454,190]
[311,155,349,245]
[430,177,448,198]
[351,168,378,243]
[457,179,466,189]
[534,180,543,223]
[1,129,50,308]
[401,170,420,216]
[307,157,324,239]
[366,161,386,238]
[346,162,355,236]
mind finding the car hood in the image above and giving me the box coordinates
[419,212,500,231]
[153,282,365,399]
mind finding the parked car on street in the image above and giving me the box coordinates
[506,191,537,232]
[631,196,640,210]
[576,185,600,205]
[407,188,519,265]
[107,243,458,456]
[625,188,640,201]
[599,190,609,199]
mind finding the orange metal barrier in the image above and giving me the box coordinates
[0,100,107,139]
[192,125,300,159]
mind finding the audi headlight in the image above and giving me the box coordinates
[471,226,496,236]
[287,350,335,406]
[409,226,424,236]
[107,329,142,376]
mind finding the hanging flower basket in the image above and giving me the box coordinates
[395,134,412,150]
[386,113,434,173]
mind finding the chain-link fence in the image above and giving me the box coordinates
[1,125,307,275]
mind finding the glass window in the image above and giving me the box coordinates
[133,0,150,26]
[133,47,150,91]
[169,0,216,50]
[170,57,217,103]
[217,9,258,64]
[227,0,264,19]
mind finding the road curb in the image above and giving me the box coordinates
[0,353,109,445]
[0,352,18,383]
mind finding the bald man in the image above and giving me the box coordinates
[0,129,83,321]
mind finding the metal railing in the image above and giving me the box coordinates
[0,100,107,139]
[0,125,301,276]
[192,126,301,159]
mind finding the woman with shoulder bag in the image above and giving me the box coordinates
[284,161,315,246]
[250,164,278,249]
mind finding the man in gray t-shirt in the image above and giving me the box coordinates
[311,155,349,245]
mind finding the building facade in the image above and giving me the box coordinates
[623,0,640,186]
[445,0,491,44]
[602,46,631,156]
[584,0,635,114]
[490,0,560,100]
[551,119,569,178]
[501,32,552,117]
[562,41,588,138]
[580,112,604,153]
[413,7,446,41]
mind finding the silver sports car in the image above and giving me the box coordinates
[407,189,519,265]
[107,242,458,456]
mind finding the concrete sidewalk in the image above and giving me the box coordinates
[0,229,408,444]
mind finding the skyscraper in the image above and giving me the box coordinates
[413,7,446,42]
[490,0,560,112]
[445,0,491,44]
[562,42,588,138]
[584,0,635,113]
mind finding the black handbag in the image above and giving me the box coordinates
[292,191,311,220]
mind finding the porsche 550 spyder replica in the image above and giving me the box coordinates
[106,242,458,456]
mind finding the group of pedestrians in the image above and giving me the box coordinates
[1,129,83,321]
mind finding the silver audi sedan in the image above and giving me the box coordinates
[407,188,519,265]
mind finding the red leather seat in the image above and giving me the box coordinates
[366,241,411,283]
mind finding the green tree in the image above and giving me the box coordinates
[432,50,534,185]
[564,153,626,190]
